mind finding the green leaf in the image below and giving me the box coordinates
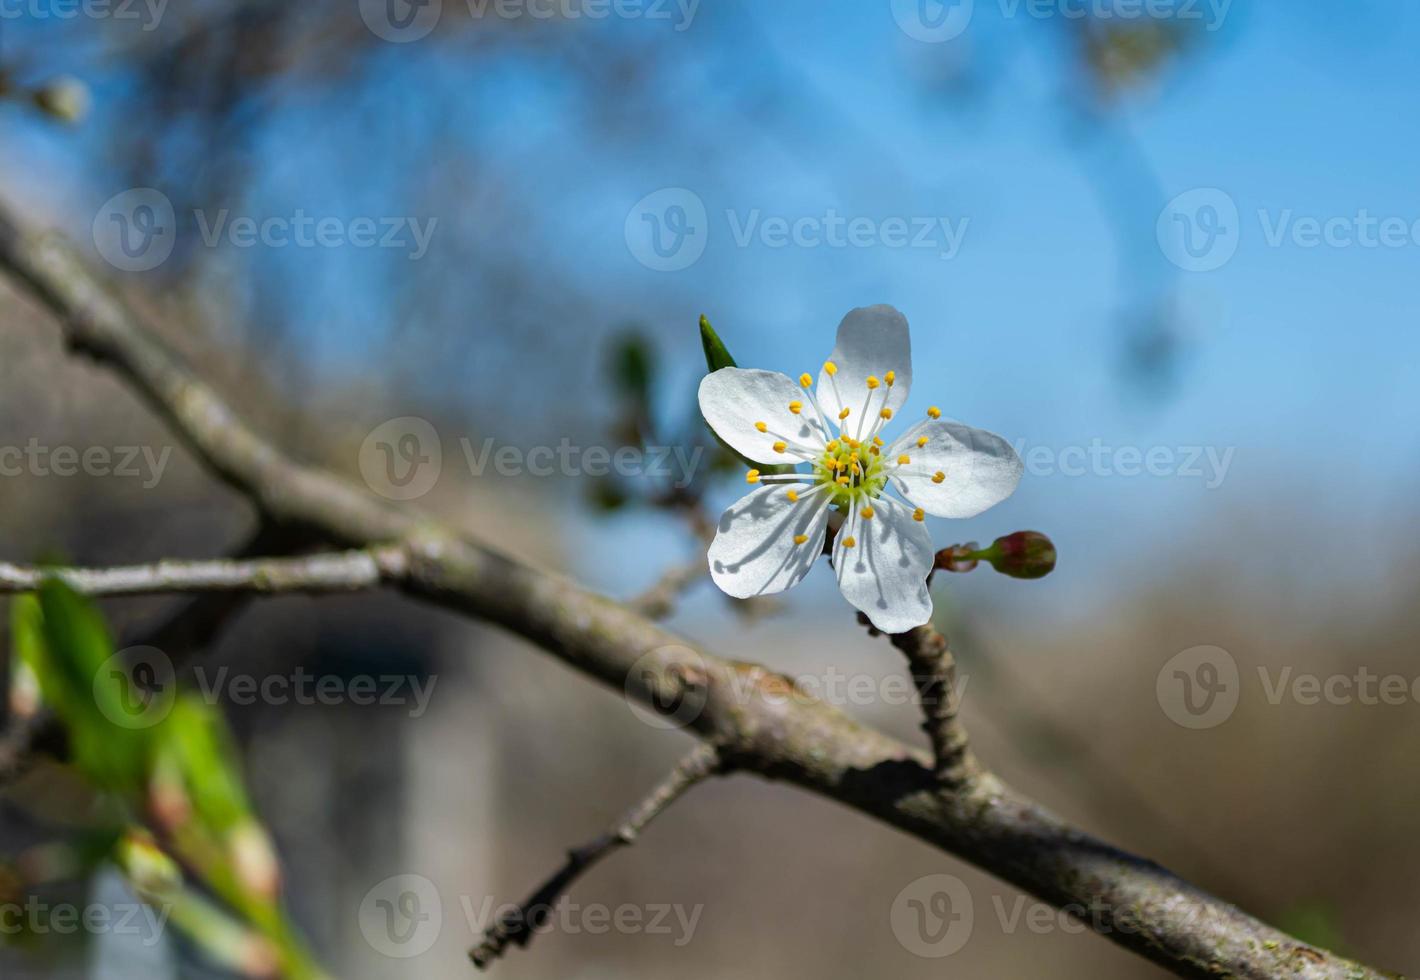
[699,314,737,373]
[13,581,150,795]
[154,696,252,837]
[145,697,327,976]
[11,587,328,979]
[10,594,45,701]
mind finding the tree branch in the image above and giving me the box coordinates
[128,521,330,658]
[469,744,721,970]
[0,549,406,598]
[0,203,1397,980]
[887,621,976,788]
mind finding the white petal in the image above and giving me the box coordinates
[888,420,1023,519]
[815,305,912,440]
[832,496,934,634]
[708,484,832,599]
[699,368,830,465]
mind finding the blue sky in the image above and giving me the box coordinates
[570,0,1420,607]
[5,0,1417,613]
[657,0,1420,481]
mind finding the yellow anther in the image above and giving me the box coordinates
[799,373,813,388]
[836,475,850,486]
[869,446,879,456]
[912,508,925,522]
[849,451,859,461]
[746,469,761,484]
[789,400,802,414]
[846,438,860,449]
[927,406,941,419]
[861,506,875,519]
[841,536,856,549]
[786,489,799,502]
[838,407,851,421]
[773,441,787,453]
[866,375,880,389]
[873,435,884,446]
[897,454,911,465]
[931,471,945,484]
[824,361,838,376]
[917,435,928,448]
[885,370,896,386]
[754,421,768,433]
[793,534,808,545]
[879,408,893,420]
[826,440,840,452]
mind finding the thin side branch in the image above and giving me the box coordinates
[469,744,721,970]
[0,549,407,598]
[129,521,330,657]
[0,525,329,789]
[628,552,707,620]
[888,622,976,788]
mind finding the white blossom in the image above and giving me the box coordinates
[699,305,1023,633]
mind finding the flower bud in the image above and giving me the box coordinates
[230,821,282,902]
[933,543,979,573]
[148,757,192,833]
[238,935,282,979]
[984,531,1056,579]
[8,661,42,719]
[116,830,182,895]
[32,76,90,124]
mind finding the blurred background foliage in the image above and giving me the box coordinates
[11,584,324,978]
[2,1,1419,977]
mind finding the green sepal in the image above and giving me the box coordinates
[699,314,737,372]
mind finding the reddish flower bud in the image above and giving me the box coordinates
[148,760,191,833]
[985,531,1056,579]
[933,543,979,573]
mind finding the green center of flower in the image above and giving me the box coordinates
[814,437,887,510]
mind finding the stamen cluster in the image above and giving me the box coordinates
[814,435,887,508]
